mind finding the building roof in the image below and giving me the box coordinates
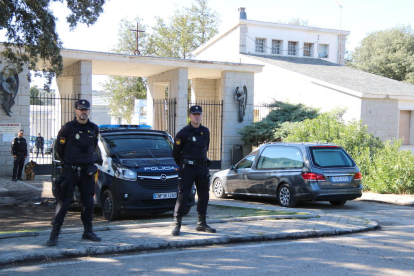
[244,54,414,98]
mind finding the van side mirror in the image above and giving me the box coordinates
[230,165,235,170]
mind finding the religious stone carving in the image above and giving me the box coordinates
[235,85,247,122]
[0,73,19,117]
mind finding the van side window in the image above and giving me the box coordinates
[257,146,304,169]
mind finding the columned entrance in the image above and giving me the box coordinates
[0,46,263,176]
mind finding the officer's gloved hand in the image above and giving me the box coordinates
[87,164,98,176]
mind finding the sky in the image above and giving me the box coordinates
[4,0,414,89]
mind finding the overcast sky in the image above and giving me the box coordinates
[3,0,414,89]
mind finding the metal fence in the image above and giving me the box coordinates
[189,100,223,167]
[29,94,79,165]
[253,103,278,122]
[153,98,176,137]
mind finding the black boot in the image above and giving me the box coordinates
[196,215,216,233]
[172,216,182,236]
[82,221,101,242]
[47,224,62,246]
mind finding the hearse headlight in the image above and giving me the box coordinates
[115,167,137,181]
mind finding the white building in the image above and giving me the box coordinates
[193,8,414,150]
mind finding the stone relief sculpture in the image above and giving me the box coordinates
[0,73,19,117]
[235,85,247,122]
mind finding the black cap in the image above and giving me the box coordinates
[75,99,90,110]
[189,105,202,114]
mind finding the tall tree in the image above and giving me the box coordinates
[147,0,220,59]
[349,25,414,84]
[0,0,106,89]
[104,0,220,121]
[102,17,148,123]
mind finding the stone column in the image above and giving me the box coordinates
[220,71,254,169]
[56,60,92,124]
[0,67,30,176]
[147,68,188,134]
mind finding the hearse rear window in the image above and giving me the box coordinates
[310,147,355,167]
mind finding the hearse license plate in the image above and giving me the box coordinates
[330,176,351,183]
[153,192,177,199]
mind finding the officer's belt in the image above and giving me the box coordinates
[15,152,25,155]
[182,159,208,166]
[64,164,89,171]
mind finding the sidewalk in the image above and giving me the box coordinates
[2,175,413,265]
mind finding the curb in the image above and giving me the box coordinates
[0,219,379,266]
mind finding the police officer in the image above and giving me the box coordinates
[11,129,28,181]
[35,133,44,157]
[47,99,101,246]
[171,105,216,236]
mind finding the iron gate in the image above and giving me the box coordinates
[153,99,223,169]
[29,94,79,174]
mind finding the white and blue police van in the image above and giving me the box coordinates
[52,125,195,220]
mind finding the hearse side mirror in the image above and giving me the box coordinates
[229,165,235,170]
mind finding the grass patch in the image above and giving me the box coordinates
[211,205,308,217]
[0,229,39,234]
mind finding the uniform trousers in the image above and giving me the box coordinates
[12,154,25,179]
[52,168,96,225]
[174,164,210,217]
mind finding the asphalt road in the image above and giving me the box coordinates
[1,198,413,275]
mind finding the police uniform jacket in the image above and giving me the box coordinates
[172,123,210,165]
[56,119,99,166]
[11,137,28,156]
[35,136,44,147]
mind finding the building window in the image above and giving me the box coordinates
[304,43,313,57]
[288,41,297,56]
[319,44,329,58]
[255,38,266,53]
[272,40,281,54]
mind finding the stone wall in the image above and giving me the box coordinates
[220,71,254,169]
[0,67,30,177]
[361,98,399,141]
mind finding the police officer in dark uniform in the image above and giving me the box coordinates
[171,105,216,236]
[35,133,44,157]
[47,99,101,246]
[11,129,28,181]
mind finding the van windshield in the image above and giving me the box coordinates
[310,147,355,168]
[103,134,173,159]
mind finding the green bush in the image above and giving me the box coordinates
[239,101,320,146]
[364,140,414,194]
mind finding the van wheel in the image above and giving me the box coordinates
[278,184,298,207]
[329,200,347,206]
[102,189,121,221]
[213,178,227,198]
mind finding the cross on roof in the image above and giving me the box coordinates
[130,23,145,55]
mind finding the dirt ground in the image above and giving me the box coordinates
[0,190,275,233]
[0,191,197,232]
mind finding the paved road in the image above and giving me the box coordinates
[1,195,413,275]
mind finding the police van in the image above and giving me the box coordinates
[52,125,195,220]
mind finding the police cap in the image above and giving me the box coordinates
[189,105,202,114]
[75,99,91,110]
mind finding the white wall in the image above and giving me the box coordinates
[244,24,342,64]
[195,26,242,63]
[240,55,362,123]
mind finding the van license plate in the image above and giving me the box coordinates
[330,176,350,183]
[153,192,177,199]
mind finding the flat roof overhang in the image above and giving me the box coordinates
[53,48,264,79]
